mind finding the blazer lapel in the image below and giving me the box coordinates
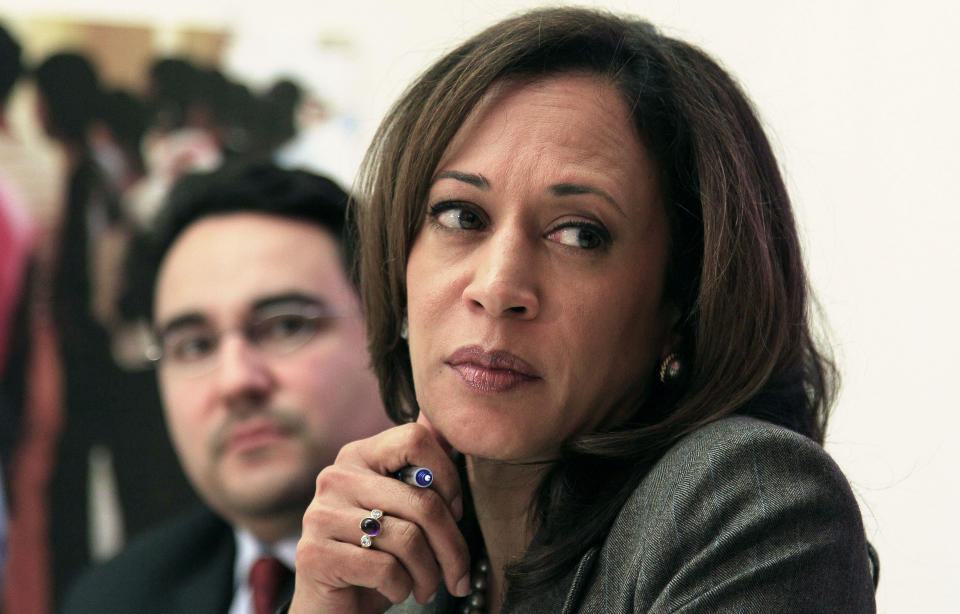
[278,568,296,608]
[504,545,600,614]
[559,547,599,614]
[171,522,236,614]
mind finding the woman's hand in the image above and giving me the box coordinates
[288,422,472,614]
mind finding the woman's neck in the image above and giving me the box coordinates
[466,456,549,614]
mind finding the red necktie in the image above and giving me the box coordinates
[249,556,291,614]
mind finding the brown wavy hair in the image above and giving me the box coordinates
[352,6,837,598]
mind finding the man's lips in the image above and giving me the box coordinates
[224,422,288,453]
[445,345,541,393]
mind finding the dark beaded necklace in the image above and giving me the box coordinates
[460,556,490,614]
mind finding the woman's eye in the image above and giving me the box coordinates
[430,204,484,230]
[547,225,608,250]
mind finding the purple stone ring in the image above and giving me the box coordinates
[360,509,384,548]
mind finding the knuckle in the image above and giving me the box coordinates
[313,465,349,497]
[294,540,312,565]
[380,559,412,604]
[391,518,422,550]
[397,422,431,452]
[302,501,334,528]
[369,552,390,577]
[295,532,333,568]
[334,439,362,463]
[407,487,446,521]
[314,466,334,494]
[369,551,401,583]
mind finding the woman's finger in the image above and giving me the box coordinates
[313,462,471,598]
[338,423,463,521]
[415,411,454,456]
[293,536,414,608]
[309,499,444,604]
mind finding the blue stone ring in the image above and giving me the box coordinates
[360,509,383,548]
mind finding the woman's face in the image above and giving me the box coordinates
[405,73,673,462]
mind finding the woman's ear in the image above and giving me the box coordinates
[659,303,683,359]
[657,304,687,385]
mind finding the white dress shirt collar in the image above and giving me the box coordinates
[228,527,298,614]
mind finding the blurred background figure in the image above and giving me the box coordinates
[0,21,36,467]
[262,79,303,155]
[89,89,149,197]
[0,20,57,228]
[0,16,364,612]
[125,58,223,229]
[0,164,33,607]
[0,19,40,609]
[29,50,197,606]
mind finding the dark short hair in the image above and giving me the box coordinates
[97,89,149,157]
[353,6,837,597]
[0,22,22,107]
[146,163,353,320]
[34,52,102,143]
[147,57,203,131]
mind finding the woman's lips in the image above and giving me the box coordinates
[445,345,541,393]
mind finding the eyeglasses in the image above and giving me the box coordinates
[149,305,350,378]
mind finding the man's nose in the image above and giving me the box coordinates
[461,228,540,319]
[215,333,273,408]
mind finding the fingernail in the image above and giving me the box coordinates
[427,591,437,603]
[452,495,463,521]
[456,572,471,597]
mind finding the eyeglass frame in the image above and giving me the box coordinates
[147,295,356,378]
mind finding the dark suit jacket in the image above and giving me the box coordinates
[60,507,237,614]
[391,416,877,613]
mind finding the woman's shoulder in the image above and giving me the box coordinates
[645,415,849,495]
[624,414,865,548]
[664,413,826,459]
[583,415,876,612]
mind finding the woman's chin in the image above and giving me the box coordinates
[420,392,562,462]
[444,425,558,463]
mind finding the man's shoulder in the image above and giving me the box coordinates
[61,506,235,614]
[96,505,231,571]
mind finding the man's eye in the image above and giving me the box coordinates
[546,224,608,250]
[251,314,324,349]
[259,315,313,339]
[168,334,217,362]
[430,204,484,230]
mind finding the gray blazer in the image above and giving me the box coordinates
[393,415,877,613]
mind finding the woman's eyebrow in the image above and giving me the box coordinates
[432,173,626,217]
[550,183,625,217]
[433,170,491,189]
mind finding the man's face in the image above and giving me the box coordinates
[154,212,392,535]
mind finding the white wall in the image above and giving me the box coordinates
[4,1,958,611]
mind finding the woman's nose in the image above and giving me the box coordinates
[461,230,540,319]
